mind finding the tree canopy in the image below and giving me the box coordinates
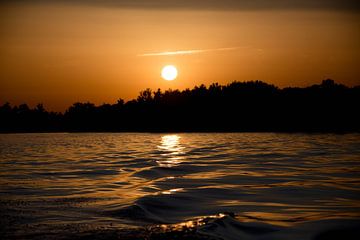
[1,80,359,132]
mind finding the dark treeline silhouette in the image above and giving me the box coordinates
[1,79,359,133]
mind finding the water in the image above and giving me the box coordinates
[1,133,360,239]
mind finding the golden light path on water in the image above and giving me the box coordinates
[157,135,184,168]
[157,135,185,195]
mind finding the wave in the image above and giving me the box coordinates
[7,213,358,240]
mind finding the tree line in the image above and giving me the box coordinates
[0,79,359,132]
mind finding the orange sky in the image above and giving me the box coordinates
[1,1,359,111]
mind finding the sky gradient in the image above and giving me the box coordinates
[1,1,359,111]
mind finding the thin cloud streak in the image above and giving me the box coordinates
[138,47,243,57]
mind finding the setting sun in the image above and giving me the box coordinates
[161,65,178,81]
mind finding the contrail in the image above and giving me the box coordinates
[138,47,243,57]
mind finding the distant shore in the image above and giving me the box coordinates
[1,80,359,133]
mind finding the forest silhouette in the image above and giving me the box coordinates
[0,80,359,133]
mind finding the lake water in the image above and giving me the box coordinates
[1,133,360,239]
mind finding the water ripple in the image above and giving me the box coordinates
[1,133,360,239]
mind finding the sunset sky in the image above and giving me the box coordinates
[1,0,359,111]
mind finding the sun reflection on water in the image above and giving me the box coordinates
[156,135,184,168]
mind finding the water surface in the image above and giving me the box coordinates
[1,133,360,239]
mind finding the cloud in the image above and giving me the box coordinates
[3,0,360,11]
[138,47,243,57]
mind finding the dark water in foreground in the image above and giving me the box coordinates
[1,133,360,239]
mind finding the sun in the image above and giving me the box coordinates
[161,65,178,81]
